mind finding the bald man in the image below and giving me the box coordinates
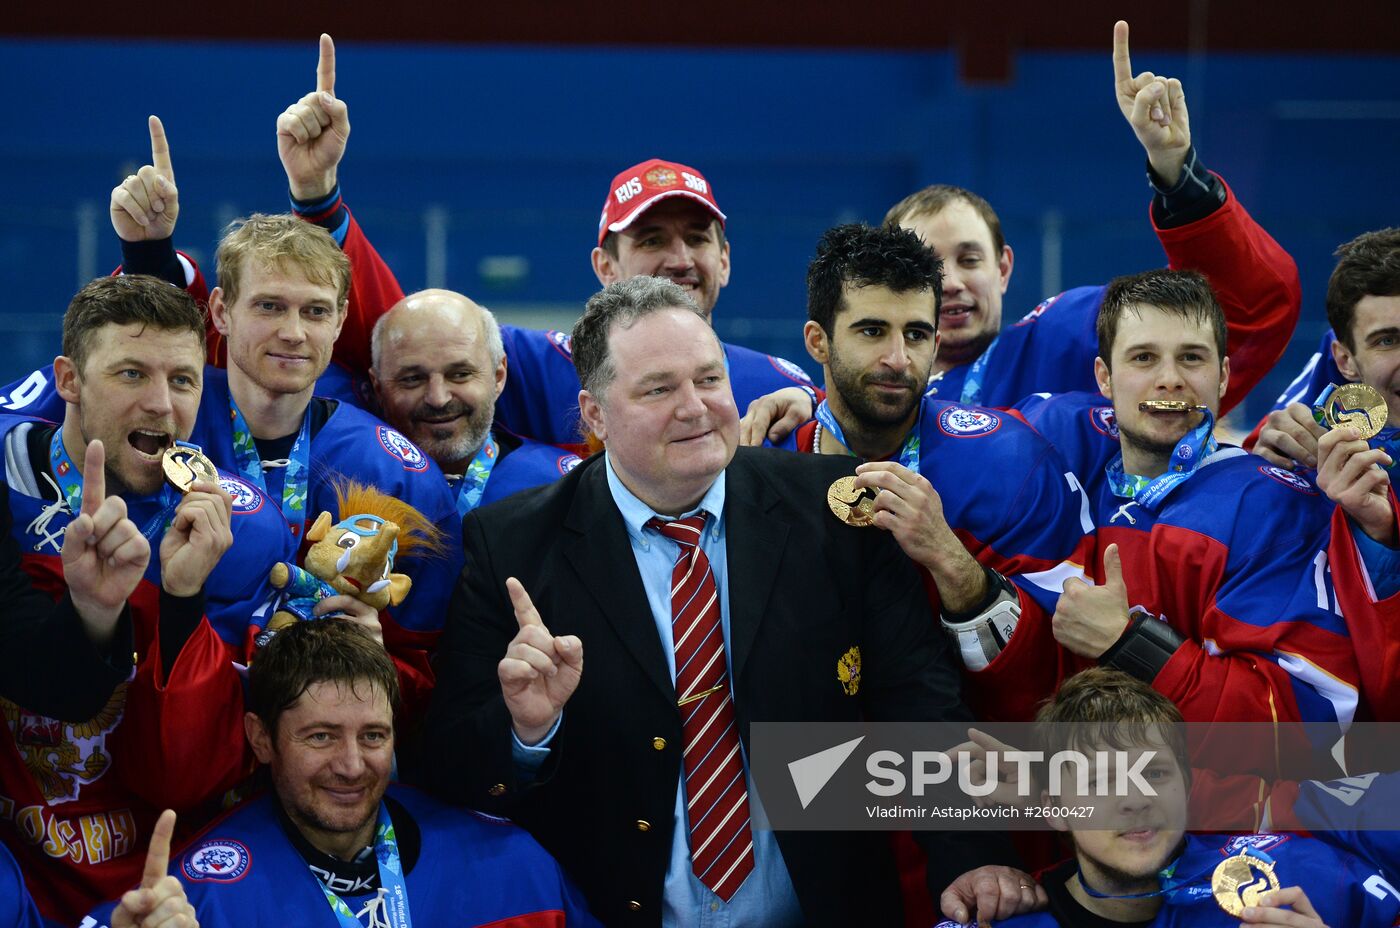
[370,289,584,517]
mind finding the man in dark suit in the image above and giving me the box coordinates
[418,276,1007,926]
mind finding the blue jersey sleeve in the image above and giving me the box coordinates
[0,364,65,422]
[0,843,48,928]
[920,402,1094,615]
[969,286,1104,408]
[201,473,299,646]
[495,325,583,445]
[722,341,815,412]
[1293,772,1400,880]
[1266,329,1341,415]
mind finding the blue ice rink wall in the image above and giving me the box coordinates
[0,38,1395,422]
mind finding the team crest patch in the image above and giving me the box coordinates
[938,407,1001,437]
[1222,833,1290,855]
[645,166,678,187]
[837,646,861,696]
[767,355,812,385]
[547,329,574,360]
[556,453,583,475]
[3,683,127,804]
[217,475,264,514]
[377,426,430,472]
[182,839,251,883]
[1090,406,1120,439]
[1258,465,1318,495]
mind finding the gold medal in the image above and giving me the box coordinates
[826,476,876,527]
[162,444,219,494]
[1322,382,1388,439]
[1211,852,1280,916]
[1138,400,1209,414]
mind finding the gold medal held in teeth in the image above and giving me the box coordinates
[1322,382,1388,440]
[827,476,877,527]
[162,445,219,494]
[1210,852,1280,916]
[1138,400,1208,413]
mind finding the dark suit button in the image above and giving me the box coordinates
[652,737,666,751]
[627,900,642,912]
[635,819,651,832]
[488,783,507,797]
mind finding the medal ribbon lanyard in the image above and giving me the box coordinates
[49,430,179,541]
[451,432,499,518]
[958,334,1001,406]
[1077,846,1276,905]
[321,803,413,928]
[229,395,312,534]
[814,399,921,472]
[1105,409,1217,512]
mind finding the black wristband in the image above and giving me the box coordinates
[119,237,185,289]
[1100,612,1185,682]
[941,565,1015,623]
[1147,145,1226,229]
[158,588,207,680]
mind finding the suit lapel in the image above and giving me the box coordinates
[562,459,676,704]
[723,453,789,684]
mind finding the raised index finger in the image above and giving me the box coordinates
[81,439,106,517]
[317,33,336,94]
[148,115,174,184]
[1112,21,1134,92]
[506,577,544,630]
[142,809,176,888]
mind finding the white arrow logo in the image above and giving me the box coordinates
[787,736,865,809]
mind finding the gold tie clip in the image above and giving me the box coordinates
[677,682,725,707]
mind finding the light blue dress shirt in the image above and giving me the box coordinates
[514,456,802,927]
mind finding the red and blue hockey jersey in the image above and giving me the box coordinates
[989,392,1361,735]
[935,831,1400,927]
[782,398,1095,618]
[926,178,1298,415]
[190,368,462,638]
[190,369,463,719]
[0,413,294,924]
[1324,504,1400,722]
[83,785,600,928]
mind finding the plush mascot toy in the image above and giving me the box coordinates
[265,479,444,633]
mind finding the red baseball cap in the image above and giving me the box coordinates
[596,158,726,247]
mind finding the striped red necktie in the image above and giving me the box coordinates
[648,513,754,901]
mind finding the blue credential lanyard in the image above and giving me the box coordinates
[48,430,181,541]
[814,399,921,472]
[322,803,413,928]
[228,395,312,534]
[450,432,499,518]
[1105,409,1218,512]
[1078,846,1276,906]
[958,334,1001,406]
[1312,383,1400,471]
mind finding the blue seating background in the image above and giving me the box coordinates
[1,37,1396,423]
